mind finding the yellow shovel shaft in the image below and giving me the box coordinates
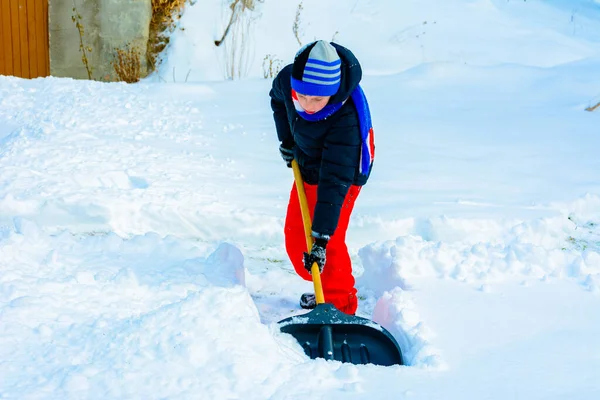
[291,160,325,305]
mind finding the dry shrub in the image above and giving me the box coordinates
[113,45,142,83]
[147,0,188,72]
[262,54,282,79]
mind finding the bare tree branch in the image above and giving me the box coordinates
[215,1,239,46]
[585,101,600,112]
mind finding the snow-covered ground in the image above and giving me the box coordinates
[1,0,600,398]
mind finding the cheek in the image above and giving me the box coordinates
[314,101,328,112]
[297,98,329,112]
[298,97,309,109]
[312,100,327,112]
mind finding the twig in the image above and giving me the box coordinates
[215,0,240,46]
[585,101,600,112]
[72,1,93,80]
[293,2,303,46]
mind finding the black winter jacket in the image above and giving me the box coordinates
[269,43,371,238]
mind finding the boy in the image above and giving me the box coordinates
[269,40,374,315]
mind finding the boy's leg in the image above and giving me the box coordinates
[284,182,361,315]
[320,185,361,314]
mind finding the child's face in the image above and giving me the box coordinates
[296,93,331,114]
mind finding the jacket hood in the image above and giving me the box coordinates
[329,43,362,104]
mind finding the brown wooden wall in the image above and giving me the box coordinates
[0,0,49,78]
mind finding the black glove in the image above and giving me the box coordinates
[303,238,328,274]
[279,143,294,168]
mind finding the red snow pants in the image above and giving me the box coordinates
[284,182,361,315]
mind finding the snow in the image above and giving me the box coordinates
[1,0,600,398]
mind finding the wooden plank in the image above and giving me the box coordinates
[26,0,37,77]
[35,0,46,76]
[41,0,48,76]
[0,0,5,75]
[9,0,21,77]
[18,0,30,78]
[1,0,14,76]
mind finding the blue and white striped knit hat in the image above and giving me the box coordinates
[291,41,341,96]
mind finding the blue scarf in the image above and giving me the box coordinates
[292,86,374,175]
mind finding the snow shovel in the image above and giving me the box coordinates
[277,160,403,366]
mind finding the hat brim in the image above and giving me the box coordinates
[291,77,340,96]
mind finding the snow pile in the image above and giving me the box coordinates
[373,288,444,369]
[359,199,600,292]
[357,196,600,368]
[0,218,304,398]
[0,78,283,243]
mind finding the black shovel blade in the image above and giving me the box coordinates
[278,303,403,366]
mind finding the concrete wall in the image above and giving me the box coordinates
[49,0,152,80]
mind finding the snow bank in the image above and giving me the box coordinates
[0,219,310,398]
[359,204,600,292]
[357,196,600,367]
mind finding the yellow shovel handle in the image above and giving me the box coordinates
[291,159,325,305]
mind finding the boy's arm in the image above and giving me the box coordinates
[312,107,361,237]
